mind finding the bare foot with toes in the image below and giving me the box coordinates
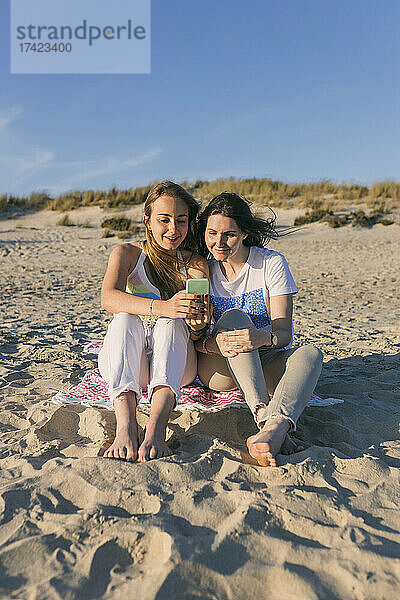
[247,417,291,467]
[138,431,172,462]
[103,391,138,462]
[103,427,138,461]
[138,387,175,462]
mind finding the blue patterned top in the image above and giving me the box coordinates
[209,246,297,342]
[211,288,270,329]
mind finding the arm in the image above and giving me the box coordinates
[101,244,151,315]
[195,294,294,355]
[267,293,293,348]
[101,244,204,320]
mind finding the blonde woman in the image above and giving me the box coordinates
[99,181,209,462]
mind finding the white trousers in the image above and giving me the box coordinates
[98,313,197,404]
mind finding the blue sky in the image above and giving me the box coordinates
[0,0,399,196]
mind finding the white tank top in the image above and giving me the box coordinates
[126,249,187,326]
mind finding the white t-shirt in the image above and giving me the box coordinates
[209,246,298,345]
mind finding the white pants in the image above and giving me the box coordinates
[98,313,197,404]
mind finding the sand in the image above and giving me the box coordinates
[0,206,399,599]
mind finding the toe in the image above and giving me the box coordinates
[118,447,127,460]
[149,447,157,459]
[247,440,276,467]
[126,446,136,461]
[258,453,272,467]
[138,443,148,462]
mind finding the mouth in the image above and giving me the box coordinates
[164,236,180,242]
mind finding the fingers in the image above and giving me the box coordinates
[224,330,251,341]
[176,299,206,318]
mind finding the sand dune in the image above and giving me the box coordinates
[0,208,399,599]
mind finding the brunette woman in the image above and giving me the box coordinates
[196,193,323,467]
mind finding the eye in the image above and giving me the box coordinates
[159,218,169,223]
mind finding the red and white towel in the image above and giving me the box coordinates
[52,342,343,412]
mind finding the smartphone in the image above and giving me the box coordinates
[185,278,210,296]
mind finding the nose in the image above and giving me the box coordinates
[168,221,177,234]
[216,233,224,246]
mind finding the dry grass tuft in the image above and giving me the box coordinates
[101,215,139,236]
[56,214,74,226]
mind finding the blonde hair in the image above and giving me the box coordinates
[143,181,199,299]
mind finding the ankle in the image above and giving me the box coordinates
[145,422,166,438]
[261,416,291,432]
[116,419,137,434]
[114,391,136,403]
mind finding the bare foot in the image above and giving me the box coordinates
[247,417,291,467]
[138,431,172,462]
[138,386,175,462]
[103,427,138,461]
[103,391,138,462]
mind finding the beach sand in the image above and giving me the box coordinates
[0,207,399,599]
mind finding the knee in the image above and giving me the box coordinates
[216,308,252,330]
[111,312,142,333]
[154,317,189,337]
[296,345,323,370]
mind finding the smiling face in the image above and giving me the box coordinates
[145,195,189,252]
[205,214,248,262]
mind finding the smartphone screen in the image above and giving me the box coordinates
[185,278,210,296]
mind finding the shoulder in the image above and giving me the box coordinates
[109,242,141,259]
[182,250,209,278]
[251,246,290,268]
[257,246,297,294]
[108,242,142,271]
[251,246,285,260]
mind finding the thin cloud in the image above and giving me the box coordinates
[0,103,161,196]
[45,147,162,194]
[0,106,24,131]
[0,105,54,193]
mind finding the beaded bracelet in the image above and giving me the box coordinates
[186,323,210,336]
[201,334,212,354]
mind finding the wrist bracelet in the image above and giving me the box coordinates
[202,334,212,354]
[187,323,210,336]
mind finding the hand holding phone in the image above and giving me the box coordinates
[185,278,210,331]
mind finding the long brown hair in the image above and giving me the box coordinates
[197,192,279,257]
[143,181,199,299]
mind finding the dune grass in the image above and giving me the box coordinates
[56,214,73,226]
[1,179,399,217]
[294,206,394,228]
[100,215,139,238]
